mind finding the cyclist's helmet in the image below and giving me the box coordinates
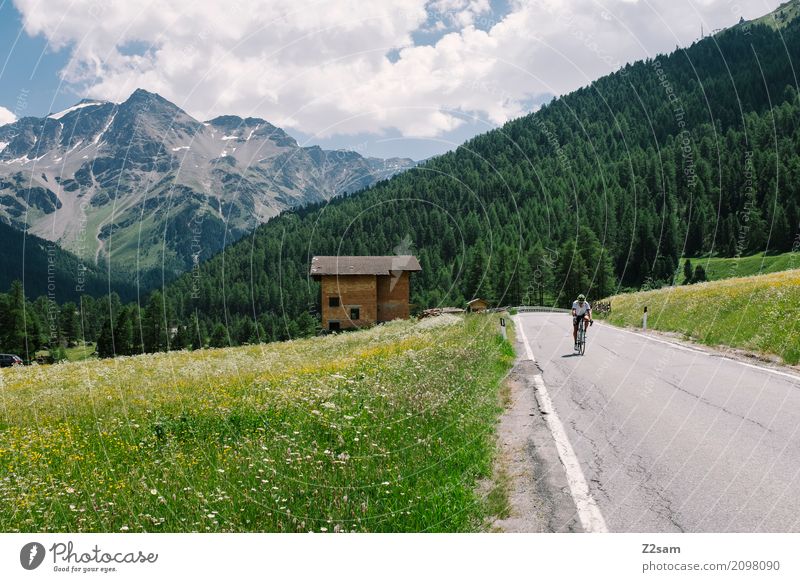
[577,294,586,302]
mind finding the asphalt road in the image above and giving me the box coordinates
[515,312,800,532]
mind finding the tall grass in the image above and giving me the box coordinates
[599,270,800,364]
[684,251,800,282]
[0,316,513,532]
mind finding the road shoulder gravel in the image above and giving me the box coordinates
[486,355,583,532]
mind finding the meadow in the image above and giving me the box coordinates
[599,269,800,365]
[0,315,513,532]
[685,251,800,282]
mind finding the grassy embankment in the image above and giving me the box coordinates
[684,251,799,282]
[0,315,513,533]
[598,269,800,365]
[34,345,96,363]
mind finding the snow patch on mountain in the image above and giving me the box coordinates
[48,101,105,121]
[93,112,117,144]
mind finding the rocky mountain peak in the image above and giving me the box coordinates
[0,89,415,285]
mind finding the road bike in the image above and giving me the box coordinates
[575,317,591,355]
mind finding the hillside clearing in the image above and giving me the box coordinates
[683,251,800,282]
[599,270,800,365]
[0,315,513,532]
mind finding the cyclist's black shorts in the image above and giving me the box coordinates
[573,314,589,326]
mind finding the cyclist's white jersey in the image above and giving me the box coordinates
[572,300,591,316]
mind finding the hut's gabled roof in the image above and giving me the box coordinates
[467,298,488,306]
[310,255,421,277]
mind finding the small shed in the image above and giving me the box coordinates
[310,255,422,331]
[467,298,489,312]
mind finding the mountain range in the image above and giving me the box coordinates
[0,89,414,287]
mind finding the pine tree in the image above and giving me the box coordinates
[96,318,115,358]
[577,227,615,299]
[188,311,206,349]
[59,301,80,346]
[1,281,30,359]
[683,259,693,285]
[142,291,168,353]
[693,265,708,283]
[113,307,134,356]
[555,240,591,307]
[209,323,230,348]
[463,239,488,300]
[527,243,554,306]
[171,325,189,350]
[295,312,318,338]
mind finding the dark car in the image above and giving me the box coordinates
[0,354,23,367]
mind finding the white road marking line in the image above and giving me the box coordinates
[513,315,536,362]
[716,357,800,383]
[596,321,800,384]
[532,375,609,533]
[514,316,609,533]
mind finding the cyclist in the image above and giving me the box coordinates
[572,293,593,349]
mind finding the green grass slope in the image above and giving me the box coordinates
[599,270,800,364]
[0,315,513,532]
[684,252,800,282]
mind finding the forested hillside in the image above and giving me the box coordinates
[6,13,800,353]
[153,18,800,345]
[0,220,134,301]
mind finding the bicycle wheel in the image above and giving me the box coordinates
[578,324,586,355]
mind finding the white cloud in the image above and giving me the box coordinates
[0,106,16,126]
[12,0,782,138]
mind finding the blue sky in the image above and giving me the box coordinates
[0,0,783,160]
[0,1,75,119]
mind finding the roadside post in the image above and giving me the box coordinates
[500,317,507,340]
[643,306,648,330]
